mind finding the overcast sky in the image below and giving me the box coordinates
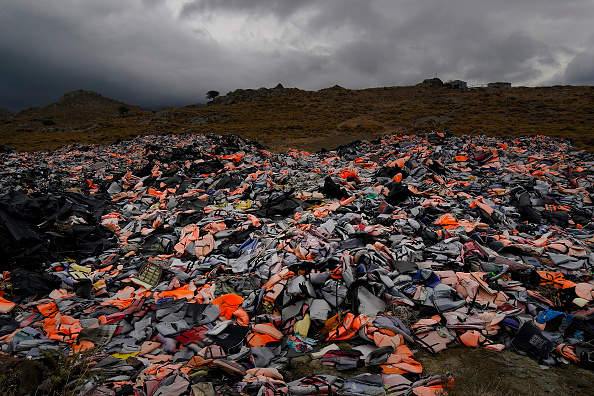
[1,0,593,112]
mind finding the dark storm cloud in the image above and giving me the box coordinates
[180,0,318,20]
[143,0,166,6]
[460,33,557,83]
[336,41,393,75]
[0,1,238,111]
[1,0,593,111]
[561,51,594,85]
[179,0,588,88]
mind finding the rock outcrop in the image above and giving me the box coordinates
[210,84,296,105]
[0,107,14,121]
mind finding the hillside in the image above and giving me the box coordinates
[2,84,594,395]
[0,107,13,121]
[1,83,594,152]
[16,90,144,122]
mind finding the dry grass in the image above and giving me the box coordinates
[2,85,594,153]
[37,348,99,396]
[418,345,594,396]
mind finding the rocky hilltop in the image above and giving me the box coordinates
[14,90,144,130]
[0,107,14,121]
[210,83,296,105]
[44,90,141,113]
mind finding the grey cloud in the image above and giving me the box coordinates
[263,51,339,89]
[335,41,395,75]
[563,51,594,85]
[143,0,166,6]
[2,0,594,112]
[180,0,317,19]
[459,33,556,83]
[299,1,566,85]
[0,1,237,110]
[305,1,388,34]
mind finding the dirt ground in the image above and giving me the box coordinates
[264,131,383,153]
[284,342,594,396]
[417,346,594,396]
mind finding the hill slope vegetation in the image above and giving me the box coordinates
[1,83,594,152]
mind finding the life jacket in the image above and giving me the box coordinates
[326,312,358,341]
[372,331,404,349]
[458,330,505,351]
[434,213,459,229]
[194,234,215,258]
[263,268,294,303]
[526,289,555,306]
[461,241,489,264]
[556,343,579,363]
[381,345,423,374]
[212,293,244,320]
[410,316,451,355]
[537,271,576,289]
[173,224,199,256]
[246,323,283,347]
[244,367,284,382]
[232,307,250,326]
[575,283,594,300]
[37,301,59,317]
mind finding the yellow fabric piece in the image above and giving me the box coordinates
[70,264,92,274]
[112,352,139,359]
[294,313,311,338]
[573,297,588,307]
[234,200,252,210]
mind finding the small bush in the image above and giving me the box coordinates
[118,106,130,117]
[37,348,100,395]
